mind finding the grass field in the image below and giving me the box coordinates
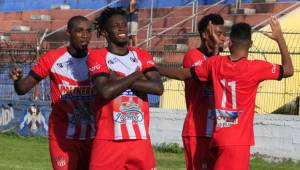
[0,133,300,170]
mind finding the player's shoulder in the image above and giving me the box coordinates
[43,48,67,57]
[39,48,68,61]
[207,54,223,62]
[89,48,108,55]
[248,59,271,67]
[128,46,149,54]
[185,48,206,58]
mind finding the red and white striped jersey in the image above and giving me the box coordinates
[88,47,156,140]
[30,48,96,140]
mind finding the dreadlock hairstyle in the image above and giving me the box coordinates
[94,7,127,38]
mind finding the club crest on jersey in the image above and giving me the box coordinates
[55,156,67,168]
[215,109,240,128]
[108,58,119,65]
[113,97,144,124]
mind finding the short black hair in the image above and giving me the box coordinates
[230,22,252,42]
[67,15,89,30]
[197,13,224,39]
[94,7,127,37]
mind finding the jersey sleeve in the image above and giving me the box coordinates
[138,49,157,73]
[183,49,206,68]
[88,49,110,80]
[30,52,52,81]
[251,60,283,82]
[191,57,213,81]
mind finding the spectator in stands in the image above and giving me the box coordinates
[127,0,139,46]
[9,16,96,170]
[159,16,293,170]
[158,13,225,170]
[89,7,163,169]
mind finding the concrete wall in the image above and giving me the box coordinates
[149,108,300,161]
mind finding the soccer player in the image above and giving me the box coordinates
[88,7,163,170]
[9,16,96,170]
[160,17,293,170]
[158,14,225,170]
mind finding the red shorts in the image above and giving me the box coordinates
[182,136,214,170]
[211,145,250,170]
[90,139,156,170]
[49,138,93,170]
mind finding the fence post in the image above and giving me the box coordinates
[146,0,154,49]
[192,0,198,32]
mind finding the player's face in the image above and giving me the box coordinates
[105,14,129,46]
[68,20,92,51]
[208,24,225,51]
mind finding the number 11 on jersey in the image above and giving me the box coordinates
[220,79,237,109]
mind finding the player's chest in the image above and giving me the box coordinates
[106,52,141,76]
[51,55,89,81]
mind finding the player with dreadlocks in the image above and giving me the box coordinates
[88,7,163,170]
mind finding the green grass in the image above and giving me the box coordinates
[0,133,299,170]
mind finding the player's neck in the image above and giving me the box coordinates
[229,51,248,61]
[199,44,212,57]
[67,46,87,58]
[107,43,129,56]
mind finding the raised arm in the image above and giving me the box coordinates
[156,66,192,80]
[9,66,39,95]
[263,16,294,77]
[92,71,143,101]
[130,69,164,95]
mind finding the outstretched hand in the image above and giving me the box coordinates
[262,16,283,41]
[9,66,23,81]
[207,21,222,45]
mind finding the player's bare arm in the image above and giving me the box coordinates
[157,66,192,80]
[9,66,39,95]
[92,71,143,100]
[263,16,294,77]
[130,70,164,95]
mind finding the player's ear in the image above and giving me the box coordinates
[66,29,71,37]
[228,39,233,48]
[202,31,207,40]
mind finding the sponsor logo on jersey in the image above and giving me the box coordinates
[88,63,101,72]
[215,109,240,128]
[192,60,203,67]
[59,85,96,100]
[272,64,276,73]
[130,56,138,63]
[60,85,95,96]
[147,60,155,65]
